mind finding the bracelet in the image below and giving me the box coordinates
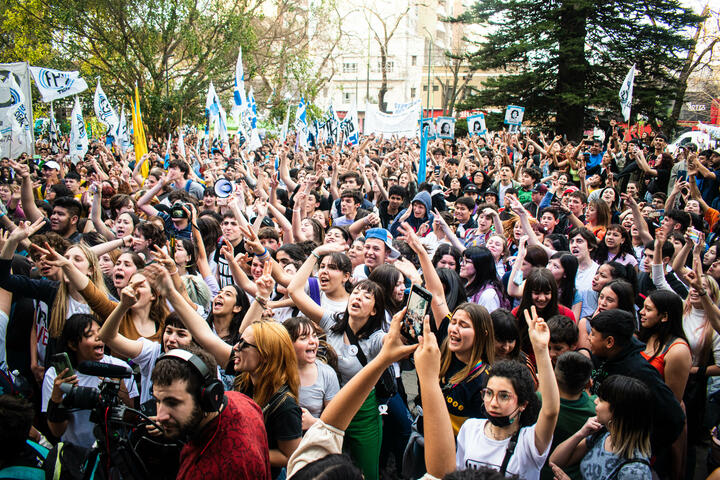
[699,289,708,297]
[257,248,271,261]
[311,251,321,262]
[191,223,200,230]
[255,295,269,307]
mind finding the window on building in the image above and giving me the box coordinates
[344,92,354,103]
[411,87,417,97]
[343,62,358,74]
[423,85,428,92]
[375,60,395,73]
[411,55,417,66]
[433,85,439,92]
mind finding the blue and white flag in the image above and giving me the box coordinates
[247,87,257,129]
[205,82,229,153]
[0,73,32,159]
[93,79,120,135]
[232,48,247,125]
[29,66,88,102]
[69,95,88,162]
[340,106,359,145]
[295,98,309,149]
[619,64,636,122]
[326,105,339,145]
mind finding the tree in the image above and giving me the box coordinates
[455,0,702,139]
[0,0,53,64]
[668,4,719,132]
[364,4,412,113]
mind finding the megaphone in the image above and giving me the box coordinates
[214,178,234,198]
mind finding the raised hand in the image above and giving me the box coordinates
[414,314,441,381]
[9,218,45,243]
[32,242,69,268]
[119,278,142,307]
[142,263,174,297]
[256,261,275,298]
[524,305,550,351]
[397,221,422,253]
[378,306,418,364]
[237,223,264,254]
[151,244,178,273]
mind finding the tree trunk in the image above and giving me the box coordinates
[555,0,589,141]
[668,9,707,135]
[378,45,388,112]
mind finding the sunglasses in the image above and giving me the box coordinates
[236,339,258,351]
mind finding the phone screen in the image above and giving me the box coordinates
[51,353,74,378]
[403,286,432,343]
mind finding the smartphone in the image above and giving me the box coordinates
[688,227,700,245]
[51,352,74,378]
[677,170,687,182]
[402,285,433,343]
[434,165,441,176]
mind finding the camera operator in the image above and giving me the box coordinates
[151,345,271,479]
[0,394,47,476]
[42,313,138,448]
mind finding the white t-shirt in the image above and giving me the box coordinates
[320,293,347,316]
[575,261,599,292]
[42,355,139,448]
[132,338,163,404]
[456,419,551,480]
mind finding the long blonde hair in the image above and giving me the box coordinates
[683,274,720,367]
[49,243,108,337]
[234,321,300,407]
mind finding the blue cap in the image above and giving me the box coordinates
[365,228,401,259]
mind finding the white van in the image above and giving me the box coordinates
[667,130,716,154]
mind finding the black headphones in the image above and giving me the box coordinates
[156,349,224,413]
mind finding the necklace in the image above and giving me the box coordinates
[485,421,513,441]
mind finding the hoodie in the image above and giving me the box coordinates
[389,191,435,237]
[590,337,685,455]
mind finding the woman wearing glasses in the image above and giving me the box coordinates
[143,263,302,480]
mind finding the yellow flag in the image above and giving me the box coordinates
[131,84,149,178]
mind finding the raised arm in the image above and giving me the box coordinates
[397,222,450,326]
[136,173,168,217]
[97,280,145,359]
[9,160,44,223]
[415,316,456,478]
[288,243,347,323]
[632,147,657,177]
[144,264,233,366]
[91,236,133,258]
[525,306,560,454]
[620,193,653,244]
[89,183,117,240]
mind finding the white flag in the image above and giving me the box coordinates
[232,48,247,125]
[69,96,88,162]
[178,129,186,158]
[114,105,130,152]
[29,66,88,102]
[619,64,636,122]
[93,79,120,134]
[280,103,291,142]
[0,74,32,159]
[49,102,60,154]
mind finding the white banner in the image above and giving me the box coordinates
[467,113,486,136]
[115,105,130,152]
[619,64,636,122]
[69,96,88,162]
[93,79,120,134]
[0,62,34,159]
[364,102,420,138]
[340,106,359,145]
[29,66,88,102]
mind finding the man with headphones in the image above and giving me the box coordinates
[152,345,270,479]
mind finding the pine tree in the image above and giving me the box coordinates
[456,0,702,139]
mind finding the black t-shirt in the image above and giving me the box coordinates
[647,168,670,195]
[265,390,302,478]
[441,355,489,434]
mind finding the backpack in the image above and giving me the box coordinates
[42,443,103,480]
[0,440,48,480]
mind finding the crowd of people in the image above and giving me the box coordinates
[0,121,720,480]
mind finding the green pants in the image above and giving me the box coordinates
[344,389,382,480]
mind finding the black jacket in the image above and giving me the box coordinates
[590,337,685,454]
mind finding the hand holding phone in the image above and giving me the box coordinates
[401,285,433,343]
[51,352,74,378]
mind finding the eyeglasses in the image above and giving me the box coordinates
[236,339,258,352]
[482,388,515,405]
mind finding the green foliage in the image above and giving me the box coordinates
[34,0,257,137]
[455,118,468,137]
[456,0,701,139]
[0,0,53,64]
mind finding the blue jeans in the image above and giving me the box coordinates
[379,392,413,473]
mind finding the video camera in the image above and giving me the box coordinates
[60,362,179,480]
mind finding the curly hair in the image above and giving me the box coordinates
[488,360,540,427]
